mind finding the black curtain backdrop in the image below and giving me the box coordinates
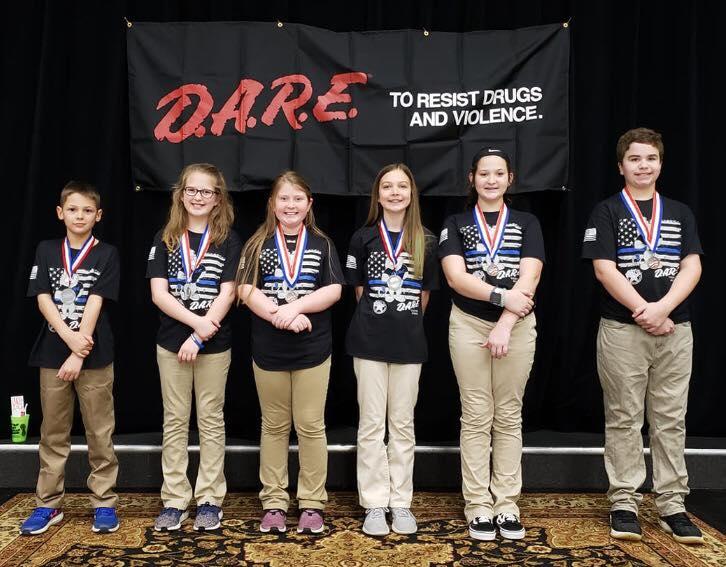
[3,1,725,443]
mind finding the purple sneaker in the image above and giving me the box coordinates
[297,509,325,534]
[260,509,287,533]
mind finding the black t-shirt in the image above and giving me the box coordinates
[244,231,344,371]
[345,226,439,364]
[27,239,119,369]
[146,229,242,353]
[582,193,703,324]
[438,208,546,322]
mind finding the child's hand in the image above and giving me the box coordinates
[193,317,220,341]
[271,303,301,330]
[287,314,312,333]
[57,353,83,381]
[66,332,94,358]
[178,336,200,363]
[483,323,512,359]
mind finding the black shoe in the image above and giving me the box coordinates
[496,513,526,540]
[609,510,642,541]
[468,516,496,541]
[659,513,704,545]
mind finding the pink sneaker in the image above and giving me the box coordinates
[260,509,287,533]
[297,509,325,534]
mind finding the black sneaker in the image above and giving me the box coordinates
[496,513,526,540]
[609,510,642,541]
[468,516,496,541]
[659,513,704,545]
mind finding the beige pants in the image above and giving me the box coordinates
[157,346,231,510]
[449,305,536,521]
[37,365,118,509]
[253,357,331,511]
[354,358,421,509]
[597,318,693,516]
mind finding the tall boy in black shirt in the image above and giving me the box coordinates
[21,181,120,535]
[582,128,704,544]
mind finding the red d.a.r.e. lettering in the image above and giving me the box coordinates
[154,72,368,143]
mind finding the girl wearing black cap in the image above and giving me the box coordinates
[439,148,545,541]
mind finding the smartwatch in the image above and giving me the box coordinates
[489,287,506,308]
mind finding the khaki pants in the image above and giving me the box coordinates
[597,318,693,517]
[157,346,231,510]
[354,358,421,509]
[253,357,331,511]
[449,305,536,521]
[37,364,118,509]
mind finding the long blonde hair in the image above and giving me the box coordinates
[162,163,234,251]
[236,171,331,298]
[366,163,426,278]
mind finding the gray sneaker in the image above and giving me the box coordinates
[154,507,189,531]
[390,507,417,534]
[194,503,223,531]
[362,507,389,536]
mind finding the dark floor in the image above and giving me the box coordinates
[1,488,723,534]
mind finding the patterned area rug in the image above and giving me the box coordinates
[0,492,723,566]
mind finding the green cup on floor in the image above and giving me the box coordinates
[11,414,29,443]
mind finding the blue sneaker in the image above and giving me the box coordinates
[20,507,64,535]
[154,507,189,531]
[194,502,223,531]
[92,507,120,533]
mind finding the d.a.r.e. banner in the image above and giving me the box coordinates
[127,21,570,195]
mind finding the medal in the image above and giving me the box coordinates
[180,226,211,284]
[59,234,95,313]
[274,223,308,301]
[620,187,662,271]
[473,203,509,277]
[379,219,405,275]
[387,274,403,291]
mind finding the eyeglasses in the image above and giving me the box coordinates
[184,186,219,199]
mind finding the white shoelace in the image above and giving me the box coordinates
[497,513,519,524]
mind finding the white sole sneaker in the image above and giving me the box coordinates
[20,511,64,535]
[469,527,496,541]
[154,510,189,532]
[499,526,526,540]
[658,519,704,544]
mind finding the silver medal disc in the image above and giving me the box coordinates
[60,288,76,304]
[387,275,403,291]
[649,257,661,270]
[486,263,500,277]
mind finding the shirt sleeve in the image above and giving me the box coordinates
[344,230,365,286]
[145,231,169,279]
[319,238,345,286]
[221,230,243,282]
[27,242,51,296]
[89,245,120,301]
[438,215,463,259]
[679,205,704,257]
[581,202,616,261]
[521,215,546,263]
[422,232,440,290]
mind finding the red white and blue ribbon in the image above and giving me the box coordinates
[473,203,509,260]
[378,219,404,265]
[619,187,662,251]
[275,223,308,289]
[62,234,96,280]
[180,225,211,283]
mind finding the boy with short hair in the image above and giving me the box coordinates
[582,128,704,544]
[20,181,121,535]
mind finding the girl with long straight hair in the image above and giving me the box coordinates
[147,163,240,532]
[345,164,439,535]
[237,171,343,535]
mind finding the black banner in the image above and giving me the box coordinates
[127,21,570,195]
